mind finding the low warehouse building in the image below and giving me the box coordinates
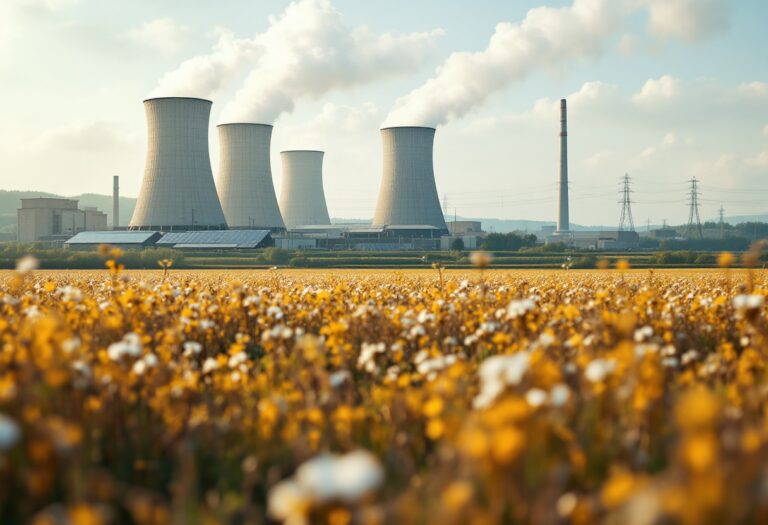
[65,231,162,251]
[156,230,272,250]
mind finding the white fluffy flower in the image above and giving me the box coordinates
[549,384,571,407]
[0,414,21,451]
[507,298,536,319]
[473,352,530,409]
[525,388,548,407]
[107,333,143,361]
[267,480,309,522]
[296,450,384,503]
[733,294,764,311]
[584,358,616,383]
[183,341,203,357]
[202,357,219,374]
[15,255,38,274]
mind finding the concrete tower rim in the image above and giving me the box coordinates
[216,122,274,129]
[280,149,325,154]
[380,125,436,132]
[143,96,212,104]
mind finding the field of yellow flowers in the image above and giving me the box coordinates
[2,259,768,524]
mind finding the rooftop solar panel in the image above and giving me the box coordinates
[65,231,160,244]
[157,230,270,248]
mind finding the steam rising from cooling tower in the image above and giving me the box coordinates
[558,99,570,232]
[130,97,227,230]
[279,150,331,228]
[216,123,285,230]
[372,126,446,230]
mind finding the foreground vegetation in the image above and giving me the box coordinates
[2,255,768,523]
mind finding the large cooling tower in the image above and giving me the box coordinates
[130,97,227,230]
[372,126,447,230]
[216,123,285,230]
[278,150,331,228]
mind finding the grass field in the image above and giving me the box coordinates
[1,262,768,523]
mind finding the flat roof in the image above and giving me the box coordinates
[65,231,160,244]
[157,230,271,249]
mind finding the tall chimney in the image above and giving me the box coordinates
[113,175,119,230]
[557,99,570,232]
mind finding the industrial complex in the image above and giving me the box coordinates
[15,94,648,253]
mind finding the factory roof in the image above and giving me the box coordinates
[157,230,271,249]
[384,225,442,230]
[65,231,161,245]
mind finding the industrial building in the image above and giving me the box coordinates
[65,231,162,251]
[545,230,640,250]
[156,230,272,250]
[372,126,447,233]
[18,198,107,244]
[129,97,228,231]
[278,150,331,228]
[441,220,484,250]
[216,123,285,230]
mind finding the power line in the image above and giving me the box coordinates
[618,173,635,232]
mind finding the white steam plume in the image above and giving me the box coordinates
[383,0,623,127]
[383,0,732,128]
[152,0,442,124]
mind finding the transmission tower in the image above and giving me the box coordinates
[685,177,703,239]
[718,205,725,239]
[442,193,448,216]
[618,173,635,232]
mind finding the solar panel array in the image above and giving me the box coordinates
[65,231,160,244]
[157,230,270,249]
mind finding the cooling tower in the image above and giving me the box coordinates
[216,123,285,230]
[129,97,227,231]
[557,98,570,232]
[278,150,331,228]
[372,126,447,230]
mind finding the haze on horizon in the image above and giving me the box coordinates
[0,0,766,227]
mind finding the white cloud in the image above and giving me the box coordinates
[31,121,138,152]
[747,152,768,169]
[738,82,768,98]
[13,0,80,12]
[640,0,729,42]
[617,34,639,56]
[153,0,443,124]
[125,18,189,55]
[763,125,768,138]
[632,75,680,106]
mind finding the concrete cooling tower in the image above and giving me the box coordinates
[278,150,331,228]
[216,123,285,230]
[130,97,227,231]
[372,126,447,230]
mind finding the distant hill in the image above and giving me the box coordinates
[0,190,136,233]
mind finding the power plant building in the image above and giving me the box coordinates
[129,97,227,231]
[18,198,107,244]
[216,123,285,231]
[372,126,447,233]
[278,150,331,228]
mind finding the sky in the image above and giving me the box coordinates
[0,0,766,226]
